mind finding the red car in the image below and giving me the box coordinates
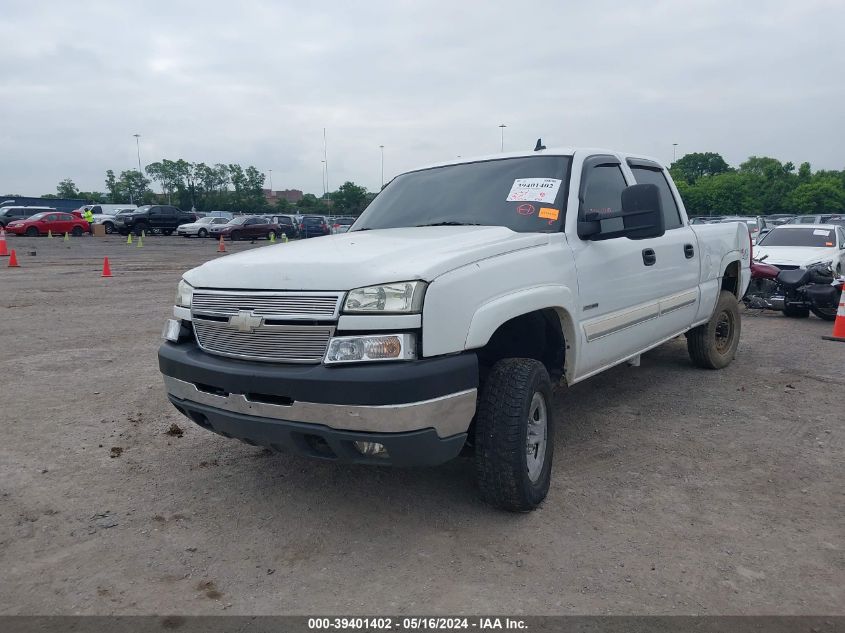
[5,211,91,237]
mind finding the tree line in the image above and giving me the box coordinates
[669,152,845,216]
[37,151,845,218]
[41,159,372,215]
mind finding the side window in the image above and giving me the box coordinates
[149,207,161,216]
[581,165,627,217]
[92,206,102,214]
[630,167,683,230]
[47,214,59,221]
[163,207,176,217]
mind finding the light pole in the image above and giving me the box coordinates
[132,134,142,204]
[268,169,273,191]
[672,143,679,162]
[379,145,384,189]
[499,124,507,152]
[321,160,327,198]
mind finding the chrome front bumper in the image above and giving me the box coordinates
[163,375,477,438]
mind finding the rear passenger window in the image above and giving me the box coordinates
[630,166,683,230]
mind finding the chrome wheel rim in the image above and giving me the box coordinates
[526,392,548,483]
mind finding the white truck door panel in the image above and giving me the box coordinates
[570,156,666,377]
[626,159,700,338]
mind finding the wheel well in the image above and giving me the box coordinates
[476,309,565,384]
[722,260,740,298]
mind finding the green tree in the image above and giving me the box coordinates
[56,178,80,198]
[330,181,369,214]
[786,179,845,214]
[145,159,183,204]
[670,152,731,184]
[105,170,119,202]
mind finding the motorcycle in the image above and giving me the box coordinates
[743,259,843,321]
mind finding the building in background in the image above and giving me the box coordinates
[263,189,303,205]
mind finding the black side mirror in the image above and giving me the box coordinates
[578,183,666,241]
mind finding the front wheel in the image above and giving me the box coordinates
[133,224,147,236]
[230,231,241,241]
[687,290,741,369]
[474,358,554,512]
[26,226,39,237]
[104,222,114,234]
[71,226,84,237]
[197,228,208,238]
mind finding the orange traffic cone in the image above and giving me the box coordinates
[217,235,226,252]
[101,256,113,277]
[0,229,8,257]
[822,285,845,343]
[7,249,19,267]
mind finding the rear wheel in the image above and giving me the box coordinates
[810,305,838,321]
[103,222,114,234]
[783,304,810,318]
[198,228,208,238]
[162,229,173,236]
[267,230,277,240]
[687,290,741,369]
[26,226,39,237]
[71,226,83,236]
[474,358,554,512]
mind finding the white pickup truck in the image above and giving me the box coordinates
[159,147,751,511]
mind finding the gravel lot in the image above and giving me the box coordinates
[0,234,842,615]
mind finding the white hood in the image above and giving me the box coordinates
[184,226,548,290]
[754,245,836,268]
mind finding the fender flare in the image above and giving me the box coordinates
[464,285,578,380]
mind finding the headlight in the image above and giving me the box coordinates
[343,281,426,314]
[324,333,416,364]
[175,279,194,308]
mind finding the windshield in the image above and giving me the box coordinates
[197,217,217,224]
[228,217,248,225]
[758,227,837,248]
[354,156,571,232]
[133,206,152,213]
[27,212,49,220]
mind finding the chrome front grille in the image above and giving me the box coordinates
[191,291,343,363]
[191,291,341,319]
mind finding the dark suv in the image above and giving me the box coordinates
[0,206,54,228]
[115,205,196,236]
[299,215,330,238]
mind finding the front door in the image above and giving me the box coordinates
[570,155,668,378]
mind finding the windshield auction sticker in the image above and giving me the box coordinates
[506,178,562,203]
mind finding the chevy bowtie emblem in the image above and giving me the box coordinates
[229,310,263,332]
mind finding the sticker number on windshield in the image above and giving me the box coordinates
[538,207,559,220]
[506,178,562,203]
[813,229,831,236]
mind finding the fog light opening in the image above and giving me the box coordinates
[353,441,389,458]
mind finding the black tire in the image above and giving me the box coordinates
[687,290,741,369]
[230,231,242,241]
[267,230,277,240]
[26,226,39,237]
[133,223,148,236]
[198,228,208,238]
[474,358,554,512]
[782,304,810,318]
[104,222,114,234]
[71,226,84,236]
[163,229,173,236]
[810,305,838,321]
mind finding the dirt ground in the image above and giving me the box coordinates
[0,234,842,615]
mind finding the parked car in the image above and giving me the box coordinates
[299,214,330,237]
[264,215,298,239]
[206,210,235,221]
[331,216,356,234]
[91,208,137,234]
[113,205,196,236]
[159,146,751,511]
[754,224,845,274]
[76,204,137,219]
[5,211,91,236]
[177,216,229,238]
[208,216,281,241]
[0,206,55,228]
[787,214,842,225]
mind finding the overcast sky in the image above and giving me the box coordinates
[1,0,843,198]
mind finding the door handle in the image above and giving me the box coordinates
[684,243,695,259]
[642,248,656,266]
